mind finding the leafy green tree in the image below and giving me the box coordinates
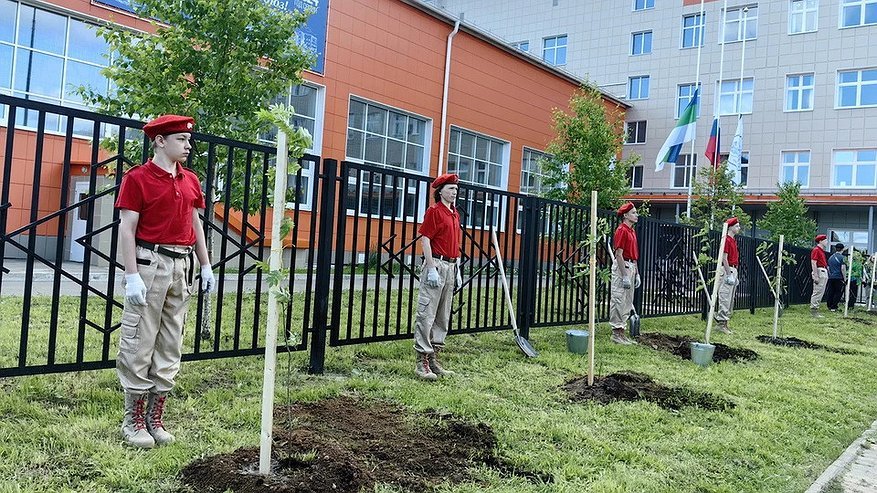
[81,0,313,143]
[760,181,817,248]
[685,162,750,233]
[540,85,638,210]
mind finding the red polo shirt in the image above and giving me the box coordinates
[612,223,639,261]
[418,201,461,259]
[724,235,739,267]
[811,246,827,268]
[115,159,206,246]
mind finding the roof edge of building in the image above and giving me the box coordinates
[401,0,630,109]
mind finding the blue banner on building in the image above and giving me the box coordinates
[93,0,328,74]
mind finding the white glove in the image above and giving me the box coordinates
[724,274,736,286]
[634,273,641,289]
[622,277,632,289]
[201,265,216,293]
[125,273,147,306]
[426,267,440,288]
[455,270,463,290]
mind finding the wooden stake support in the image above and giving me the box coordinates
[772,235,784,338]
[692,250,713,307]
[704,222,730,345]
[587,190,597,387]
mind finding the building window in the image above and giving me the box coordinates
[259,83,325,209]
[672,154,696,188]
[631,31,652,55]
[719,78,754,115]
[829,230,869,251]
[511,40,529,52]
[346,97,430,218]
[720,152,750,186]
[628,164,644,189]
[542,35,567,66]
[628,75,650,100]
[789,0,818,33]
[786,73,814,111]
[0,0,111,135]
[781,150,811,187]
[625,120,647,144]
[634,0,655,11]
[833,149,877,188]
[841,0,877,28]
[682,13,706,48]
[723,5,758,43]
[676,83,701,118]
[520,147,552,195]
[837,68,877,108]
[448,126,509,228]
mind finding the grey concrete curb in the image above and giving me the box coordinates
[805,418,877,493]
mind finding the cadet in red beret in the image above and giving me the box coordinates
[715,216,742,334]
[810,234,829,317]
[609,202,639,344]
[413,173,462,380]
[114,114,215,448]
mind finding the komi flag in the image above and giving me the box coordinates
[655,89,699,172]
[705,118,720,168]
[727,115,744,171]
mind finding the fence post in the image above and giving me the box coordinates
[516,195,539,340]
[308,158,337,375]
[750,233,757,315]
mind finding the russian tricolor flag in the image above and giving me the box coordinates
[705,118,720,168]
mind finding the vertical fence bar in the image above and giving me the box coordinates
[0,104,17,291]
[329,161,350,346]
[19,110,46,367]
[308,158,337,374]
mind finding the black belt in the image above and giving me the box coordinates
[136,239,193,259]
[432,254,458,262]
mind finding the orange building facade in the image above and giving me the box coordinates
[0,0,627,260]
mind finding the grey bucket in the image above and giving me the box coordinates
[565,329,590,354]
[690,342,715,367]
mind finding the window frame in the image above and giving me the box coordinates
[630,30,653,56]
[633,0,655,12]
[510,40,529,52]
[722,5,759,43]
[676,82,702,119]
[681,12,706,49]
[628,75,650,100]
[541,34,568,66]
[625,120,647,145]
[784,72,815,112]
[448,125,510,230]
[720,151,750,187]
[671,154,697,189]
[520,147,552,196]
[780,149,811,188]
[835,67,877,109]
[789,0,819,34]
[839,0,877,29]
[831,148,877,189]
[628,163,644,189]
[718,77,755,115]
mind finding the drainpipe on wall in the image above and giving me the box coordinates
[437,20,461,176]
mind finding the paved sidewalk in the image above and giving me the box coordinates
[807,419,877,493]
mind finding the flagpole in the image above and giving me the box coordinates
[685,0,707,218]
[712,0,730,165]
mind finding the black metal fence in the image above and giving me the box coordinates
[0,95,815,377]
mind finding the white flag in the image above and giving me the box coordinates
[727,115,744,171]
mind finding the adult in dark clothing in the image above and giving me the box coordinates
[826,243,846,311]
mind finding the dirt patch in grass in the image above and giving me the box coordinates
[563,372,734,411]
[756,336,860,355]
[846,316,874,325]
[178,396,551,493]
[636,332,759,363]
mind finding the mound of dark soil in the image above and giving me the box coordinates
[563,372,734,411]
[178,396,551,493]
[846,317,874,325]
[636,332,759,363]
[756,335,860,355]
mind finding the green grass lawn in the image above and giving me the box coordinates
[1,305,876,492]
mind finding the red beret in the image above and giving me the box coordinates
[815,234,827,242]
[726,217,739,227]
[431,173,459,189]
[617,202,635,217]
[143,115,195,140]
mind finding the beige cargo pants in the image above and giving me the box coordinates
[810,267,828,309]
[609,262,638,330]
[716,266,738,322]
[413,259,456,354]
[117,245,196,393]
